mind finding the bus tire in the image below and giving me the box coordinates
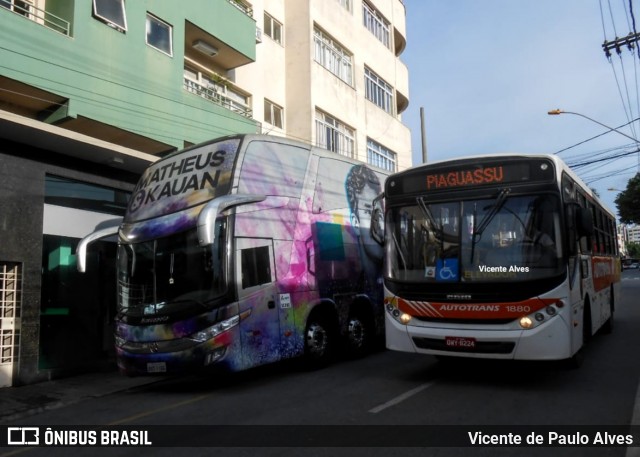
[566,348,584,369]
[566,300,591,369]
[303,311,335,368]
[345,307,373,358]
[601,287,614,335]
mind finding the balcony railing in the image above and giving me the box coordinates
[0,1,70,36]
[184,78,252,118]
[228,0,253,17]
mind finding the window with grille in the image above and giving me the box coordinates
[314,27,353,86]
[367,138,397,172]
[315,110,355,158]
[365,67,394,114]
[363,1,390,49]
[0,263,21,369]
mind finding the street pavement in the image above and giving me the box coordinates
[0,369,163,424]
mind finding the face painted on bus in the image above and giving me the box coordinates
[346,165,384,263]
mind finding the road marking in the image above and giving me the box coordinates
[368,382,435,414]
[108,393,212,425]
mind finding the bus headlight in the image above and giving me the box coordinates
[400,313,412,324]
[519,316,534,329]
[190,315,240,343]
[386,300,412,325]
[518,301,564,329]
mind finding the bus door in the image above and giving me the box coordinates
[235,237,281,366]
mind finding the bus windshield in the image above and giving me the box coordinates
[386,193,564,283]
[117,220,228,317]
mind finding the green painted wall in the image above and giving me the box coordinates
[0,0,258,151]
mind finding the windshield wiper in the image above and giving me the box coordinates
[417,196,445,254]
[470,187,511,262]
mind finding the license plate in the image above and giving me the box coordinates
[445,336,476,349]
[146,362,167,373]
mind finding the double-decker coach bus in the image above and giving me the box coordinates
[77,134,387,375]
[372,154,621,366]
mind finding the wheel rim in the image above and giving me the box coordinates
[347,318,366,349]
[306,322,328,358]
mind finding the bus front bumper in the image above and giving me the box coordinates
[385,312,574,361]
[115,326,243,376]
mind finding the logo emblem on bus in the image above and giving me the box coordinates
[446,294,472,300]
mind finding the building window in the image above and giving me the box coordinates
[264,99,283,129]
[315,110,355,158]
[337,0,352,13]
[264,12,282,44]
[313,27,353,85]
[45,175,130,216]
[367,138,397,172]
[365,67,394,114]
[92,0,127,32]
[0,0,31,17]
[146,13,172,56]
[363,1,390,49]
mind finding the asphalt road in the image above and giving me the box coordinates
[3,268,640,457]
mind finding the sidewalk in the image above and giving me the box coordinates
[0,371,162,424]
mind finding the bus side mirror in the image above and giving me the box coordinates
[371,193,385,245]
[76,222,121,273]
[576,207,594,238]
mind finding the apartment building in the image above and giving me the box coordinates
[0,0,410,387]
[627,225,640,244]
[236,0,411,173]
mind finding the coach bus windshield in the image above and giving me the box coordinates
[116,220,228,317]
[386,193,564,283]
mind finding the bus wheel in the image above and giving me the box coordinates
[566,348,584,369]
[346,311,372,358]
[566,303,590,369]
[303,313,335,368]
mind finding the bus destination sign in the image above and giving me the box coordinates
[426,165,504,190]
[387,158,555,197]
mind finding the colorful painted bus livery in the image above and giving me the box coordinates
[373,154,621,366]
[77,134,387,375]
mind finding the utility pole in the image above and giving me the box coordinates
[602,32,640,58]
[420,107,427,163]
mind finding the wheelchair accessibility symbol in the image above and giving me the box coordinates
[436,258,459,282]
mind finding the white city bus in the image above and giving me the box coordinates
[373,154,621,366]
[78,134,387,375]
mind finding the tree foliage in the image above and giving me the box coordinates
[627,242,640,258]
[615,173,640,225]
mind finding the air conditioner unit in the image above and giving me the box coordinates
[193,40,218,56]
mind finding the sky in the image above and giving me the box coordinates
[401,0,640,220]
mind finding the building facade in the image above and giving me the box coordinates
[236,0,411,173]
[0,0,411,387]
[627,224,640,244]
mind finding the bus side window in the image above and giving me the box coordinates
[241,246,272,289]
